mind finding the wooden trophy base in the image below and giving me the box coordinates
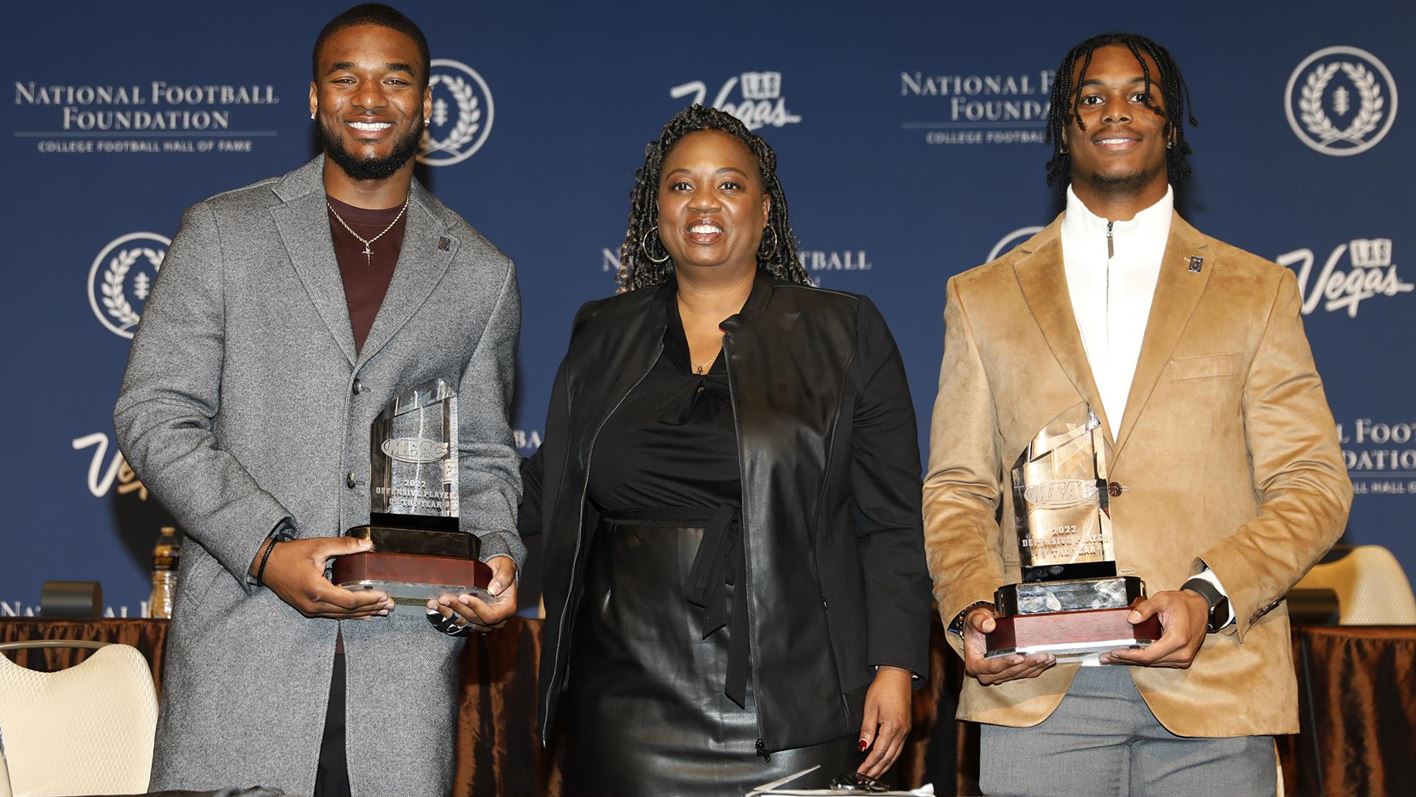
[331,551,493,615]
[986,604,1162,661]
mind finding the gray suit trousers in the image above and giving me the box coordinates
[979,666,1277,797]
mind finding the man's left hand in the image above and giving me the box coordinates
[1101,589,1209,668]
[427,557,519,632]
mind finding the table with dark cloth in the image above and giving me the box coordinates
[3,618,1412,797]
[1276,625,1416,797]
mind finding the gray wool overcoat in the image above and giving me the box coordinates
[114,156,524,796]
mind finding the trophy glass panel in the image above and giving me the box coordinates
[369,378,458,531]
[1011,402,1114,582]
[338,378,490,614]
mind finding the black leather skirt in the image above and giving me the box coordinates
[557,517,858,797]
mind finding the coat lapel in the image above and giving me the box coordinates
[1012,218,1114,443]
[357,181,457,365]
[1112,213,1213,462]
[565,283,671,465]
[270,159,358,366]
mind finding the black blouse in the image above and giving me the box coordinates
[584,293,751,704]
[587,297,741,515]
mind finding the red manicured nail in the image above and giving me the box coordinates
[858,738,869,751]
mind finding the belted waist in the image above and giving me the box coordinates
[597,503,748,707]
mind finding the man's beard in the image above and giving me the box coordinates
[1079,161,1167,197]
[318,116,423,181]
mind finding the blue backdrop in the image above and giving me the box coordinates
[3,1,1412,616]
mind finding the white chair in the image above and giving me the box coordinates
[0,642,157,796]
[1,741,12,797]
[1292,545,1416,624]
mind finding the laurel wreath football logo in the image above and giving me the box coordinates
[1286,46,1398,157]
[88,232,170,339]
[418,58,495,166]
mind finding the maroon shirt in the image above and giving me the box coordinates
[326,195,407,651]
[326,194,408,354]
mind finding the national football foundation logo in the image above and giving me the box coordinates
[418,58,495,167]
[1285,46,1398,156]
[88,232,169,339]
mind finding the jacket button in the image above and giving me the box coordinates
[352,379,363,395]
[346,472,357,489]
[1108,481,1123,497]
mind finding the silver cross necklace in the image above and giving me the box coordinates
[327,196,410,265]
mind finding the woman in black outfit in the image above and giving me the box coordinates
[518,105,932,795]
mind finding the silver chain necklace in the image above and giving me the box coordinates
[327,197,409,265]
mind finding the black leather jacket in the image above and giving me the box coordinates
[521,274,932,753]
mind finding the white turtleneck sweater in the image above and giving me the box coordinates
[1058,184,1232,645]
[1060,184,1173,440]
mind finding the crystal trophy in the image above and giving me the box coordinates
[986,403,1160,660]
[329,379,491,614]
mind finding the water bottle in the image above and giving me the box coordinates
[148,526,181,619]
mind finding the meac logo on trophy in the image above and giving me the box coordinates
[1022,479,1101,510]
[417,58,495,167]
[381,437,449,465]
[1285,46,1398,157]
[87,232,170,339]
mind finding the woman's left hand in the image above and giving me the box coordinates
[856,665,913,779]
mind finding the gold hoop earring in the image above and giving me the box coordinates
[757,226,779,262]
[641,228,671,265]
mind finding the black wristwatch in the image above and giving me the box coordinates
[1181,577,1230,633]
[270,518,298,542]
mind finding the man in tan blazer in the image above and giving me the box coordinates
[923,33,1352,795]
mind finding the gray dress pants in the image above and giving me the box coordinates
[979,666,1276,797]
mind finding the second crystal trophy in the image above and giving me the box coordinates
[986,403,1160,660]
[330,379,491,613]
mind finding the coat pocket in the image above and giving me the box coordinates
[1168,352,1245,381]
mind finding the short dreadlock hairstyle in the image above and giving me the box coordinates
[1044,32,1198,187]
[313,3,431,90]
[617,104,808,292]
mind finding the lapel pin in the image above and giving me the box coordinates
[437,236,451,251]
[1187,255,1203,273]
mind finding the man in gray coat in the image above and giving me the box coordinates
[113,5,522,794]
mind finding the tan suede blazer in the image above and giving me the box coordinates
[923,212,1352,737]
